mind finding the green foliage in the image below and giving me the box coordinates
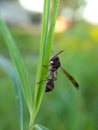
[0,0,59,130]
[0,2,98,130]
[0,18,33,117]
[0,56,24,130]
[34,124,49,130]
[30,0,59,129]
[0,19,98,129]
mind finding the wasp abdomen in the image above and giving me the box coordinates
[45,80,54,92]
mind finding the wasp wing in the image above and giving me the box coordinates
[60,66,79,89]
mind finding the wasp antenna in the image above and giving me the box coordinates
[54,50,64,57]
[60,66,79,89]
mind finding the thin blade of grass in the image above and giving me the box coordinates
[0,18,33,116]
[31,0,51,124]
[45,0,60,56]
[0,56,24,130]
[34,124,49,130]
[30,0,59,128]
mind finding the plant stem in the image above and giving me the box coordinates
[29,0,59,128]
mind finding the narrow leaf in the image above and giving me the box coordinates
[34,124,49,130]
[30,0,51,126]
[30,0,59,127]
[0,56,24,130]
[0,18,33,115]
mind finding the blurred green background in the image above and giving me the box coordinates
[0,0,98,130]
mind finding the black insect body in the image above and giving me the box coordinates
[50,57,60,72]
[45,78,55,92]
[44,50,79,92]
[45,51,63,92]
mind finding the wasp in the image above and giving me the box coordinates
[39,50,79,92]
[46,50,79,92]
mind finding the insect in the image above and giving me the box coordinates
[44,50,79,92]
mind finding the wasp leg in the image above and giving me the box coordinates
[37,79,47,84]
[43,65,49,69]
[37,73,52,84]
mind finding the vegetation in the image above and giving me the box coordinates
[0,1,98,130]
[0,0,59,130]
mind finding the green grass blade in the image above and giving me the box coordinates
[30,0,51,124]
[0,18,33,116]
[46,0,60,55]
[34,124,49,130]
[0,56,24,130]
[29,0,59,128]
